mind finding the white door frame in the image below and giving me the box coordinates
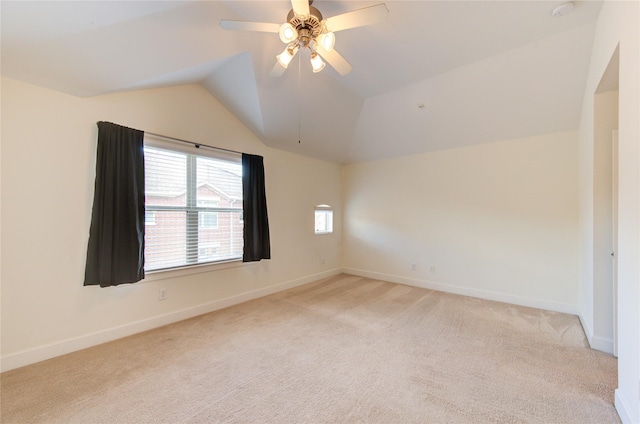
[612,129,619,357]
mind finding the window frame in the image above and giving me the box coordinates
[143,135,243,273]
[314,205,334,235]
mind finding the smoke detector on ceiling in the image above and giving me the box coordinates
[551,2,574,17]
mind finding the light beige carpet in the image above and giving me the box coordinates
[1,274,619,423]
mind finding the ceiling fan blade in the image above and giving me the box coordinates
[323,3,389,32]
[271,61,287,77]
[219,20,280,33]
[316,46,352,76]
[291,0,310,19]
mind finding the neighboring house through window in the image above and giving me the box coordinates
[198,198,219,229]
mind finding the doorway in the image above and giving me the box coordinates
[592,46,619,355]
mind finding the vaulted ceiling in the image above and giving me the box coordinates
[1,1,602,163]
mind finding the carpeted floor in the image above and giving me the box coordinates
[1,274,620,423]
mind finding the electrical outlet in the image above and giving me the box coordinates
[411,263,417,271]
[320,257,325,265]
[428,265,435,273]
[158,288,167,301]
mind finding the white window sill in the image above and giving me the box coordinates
[142,259,244,282]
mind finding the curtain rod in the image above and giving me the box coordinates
[145,131,242,156]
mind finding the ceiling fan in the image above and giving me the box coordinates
[220,0,388,76]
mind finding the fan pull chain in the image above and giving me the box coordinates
[298,53,302,144]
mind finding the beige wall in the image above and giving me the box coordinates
[343,131,579,313]
[577,1,640,422]
[0,78,342,370]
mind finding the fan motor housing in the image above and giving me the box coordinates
[287,6,323,38]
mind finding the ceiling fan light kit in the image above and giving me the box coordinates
[220,1,389,76]
[276,5,330,72]
[276,45,299,68]
[279,23,298,43]
[310,52,326,73]
[317,32,335,51]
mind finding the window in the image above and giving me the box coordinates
[199,212,218,228]
[198,200,219,228]
[315,205,333,234]
[144,211,156,226]
[144,137,243,271]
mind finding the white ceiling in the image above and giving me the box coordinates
[1,0,602,163]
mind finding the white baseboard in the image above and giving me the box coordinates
[578,313,615,354]
[578,312,593,341]
[1,269,341,372]
[590,335,615,355]
[343,268,577,315]
[615,388,637,424]
[0,268,590,372]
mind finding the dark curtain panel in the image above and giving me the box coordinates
[84,122,145,287]
[242,154,271,262]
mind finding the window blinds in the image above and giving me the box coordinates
[144,144,243,271]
